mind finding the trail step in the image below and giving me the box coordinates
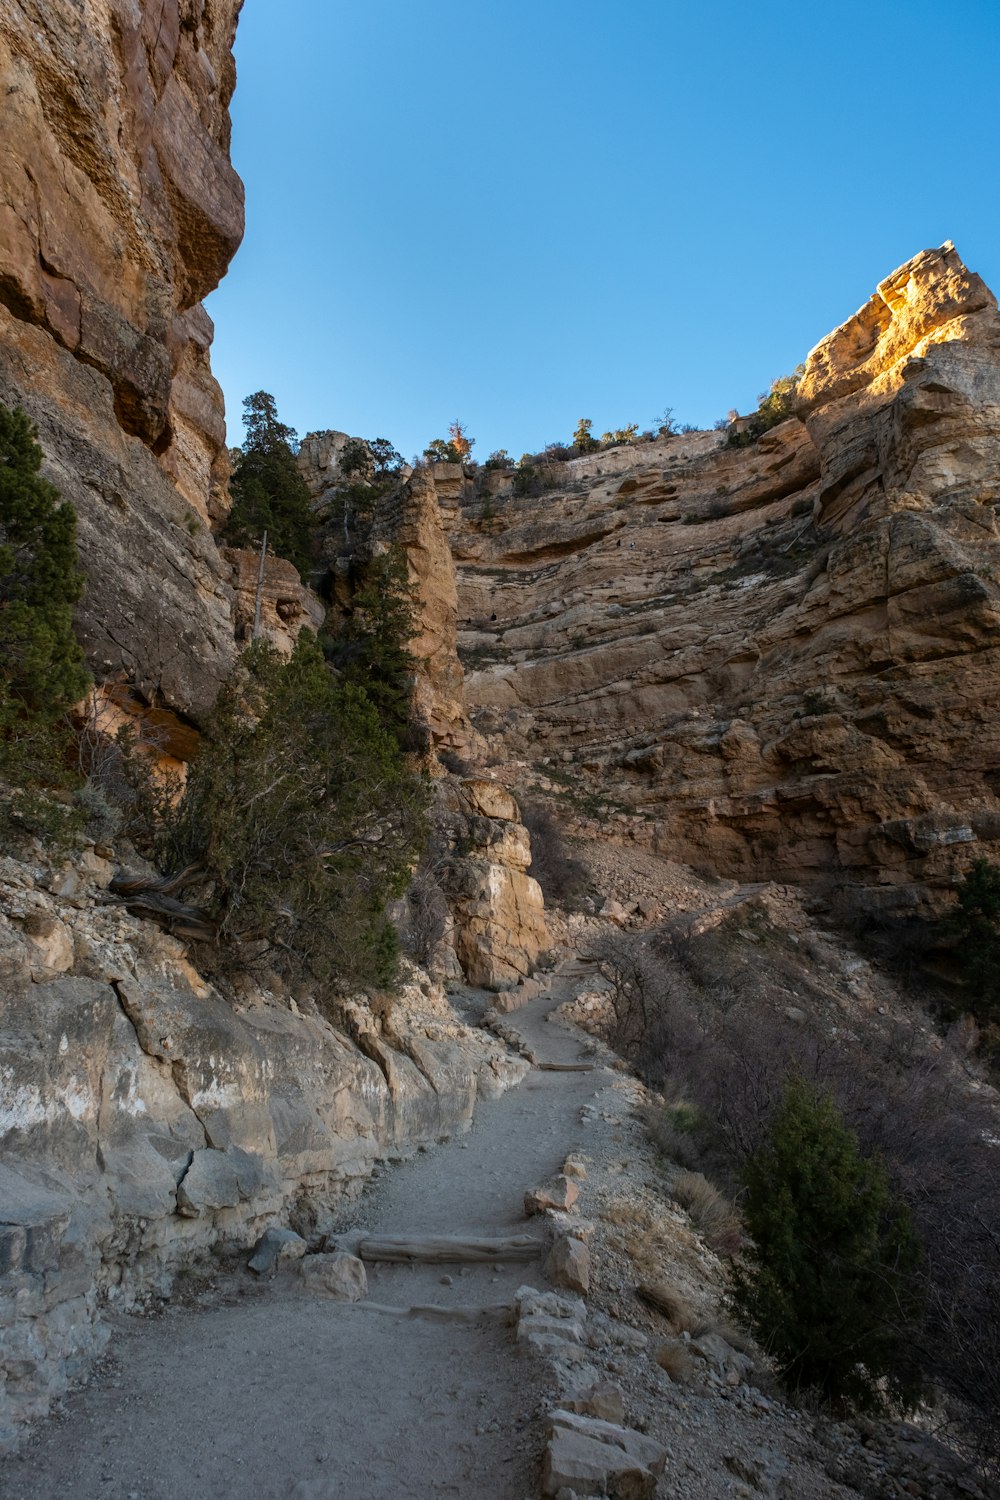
[348,1302,512,1323]
[535,1061,594,1073]
[355,1233,543,1264]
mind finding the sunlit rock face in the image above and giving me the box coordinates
[443,245,1000,912]
[0,1,245,721]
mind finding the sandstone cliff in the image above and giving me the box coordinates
[0,0,244,729]
[441,244,1000,913]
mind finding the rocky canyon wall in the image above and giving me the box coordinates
[442,244,1000,912]
[0,0,244,730]
[0,2,537,1451]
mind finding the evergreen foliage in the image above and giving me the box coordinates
[0,405,89,839]
[223,392,313,575]
[425,420,474,465]
[949,857,1000,1020]
[161,632,427,992]
[727,368,803,448]
[324,548,419,749]
[330,437,404,547]
[735,1076,924,1413]
[0,406,88,728]
[573,418,599,453]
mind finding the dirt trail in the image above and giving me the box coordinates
[1,973,605,1500]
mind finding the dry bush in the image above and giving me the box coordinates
[520,799,589,907]
[595,921,1000,1466]
[638,1097,702,1171]
[653,1340,692,1382]
[672,1171,743,1256]
[400,863,450,967]
[636,1280,698,1333]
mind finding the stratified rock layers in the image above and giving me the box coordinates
[0,1,244,719]
[448,245,1000,908]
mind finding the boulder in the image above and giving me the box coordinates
[525,1175,579,1216]
[248,1228,308,1276]
[543,1409,667,1498]
[299,1252,368,1302]
[546,1234,591,1294]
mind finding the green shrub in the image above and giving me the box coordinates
[735,1076,924,1412]
[727,367,804,448]
[573,418,599,454]
[948,857,1000,1022]
[223,392,314,575]
[159,633,427,993]
[323,547,421,750]
[0,405,90,844]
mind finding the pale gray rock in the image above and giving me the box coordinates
[545,1233,591,1294]
[300,1252,368,1301]
[543,1409,667,1498]
[248,1228,308,1276]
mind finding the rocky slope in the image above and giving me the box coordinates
[441,244,1000,914]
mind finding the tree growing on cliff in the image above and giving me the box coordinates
[323,547,421,750]
[0,405,89,825]
[424,420,474,465]
[948,857,1000,1021]
[726,367,804,448]
[573,418,599,454]
[159,632,427,992]
[223,392,313,576]
[735,1076,924,1413]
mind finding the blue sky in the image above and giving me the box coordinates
[206,0,1000,462]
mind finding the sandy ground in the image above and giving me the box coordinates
[0,978,603,1500]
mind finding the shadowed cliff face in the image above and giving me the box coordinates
[0,0,245,724]
[437,245,1000,912]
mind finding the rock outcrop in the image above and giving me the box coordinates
[0,847,526,1449]
[435,778,548,989]
[444,244,1000,912]
[0,1,245,722]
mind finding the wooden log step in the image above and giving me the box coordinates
[356,1233,542,1264]
[350,1302,512,1323]
[535,1062,595,1073]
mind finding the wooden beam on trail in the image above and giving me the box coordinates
[350,1303,512,1324]
[356,1234,542,1265]
[535,1061,595,1073]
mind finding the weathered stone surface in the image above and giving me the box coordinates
[441,244,1000,914]
[0,1,244,721]
[223,546,326,654]
[564,1380,626,1425]
[546,1234,591,1294]
[299,1252,368,1301]
[248,1228,308,1276]
[543,1409,667,1499]
[0,851,526,1451]
[525,1175,579,1216]
[433,777,549,989]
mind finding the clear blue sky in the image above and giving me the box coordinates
[206,0,1000,462]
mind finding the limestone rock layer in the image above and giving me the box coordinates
[0,0,245,721]
[443,244,1000,910]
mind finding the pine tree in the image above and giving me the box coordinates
[949,857,1000,1019]
[223,391,313,576]
[325,547,419,748]
[0,405,89,740]
[735,1076,924,1412]
[160,632,427,991]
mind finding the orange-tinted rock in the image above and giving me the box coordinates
[443,246,1000,913]
[0,1,244,719]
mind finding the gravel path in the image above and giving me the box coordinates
[1,975,606,1500]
